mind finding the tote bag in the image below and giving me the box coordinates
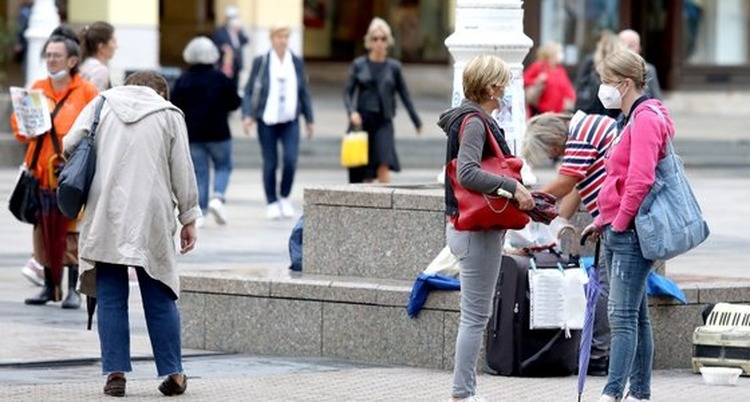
[57,96,106,219]
[340,130,368,168]
[633,105,709,260]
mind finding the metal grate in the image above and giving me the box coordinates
[706,303,750,328]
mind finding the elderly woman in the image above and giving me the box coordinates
[64,71,200,397]
[172,36,241,226]
[438,54,533,402]
[241,25,314,220]
[79,21,117,91]
[523,42,576,116]
[11,25,98,309]
[343,17,422,184]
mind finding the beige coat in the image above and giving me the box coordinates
[63,86,201,298]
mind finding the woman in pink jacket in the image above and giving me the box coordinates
[585,48,675,402]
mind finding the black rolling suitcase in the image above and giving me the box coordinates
[485,247,581,377]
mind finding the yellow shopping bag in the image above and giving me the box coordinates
[340,131,369,168]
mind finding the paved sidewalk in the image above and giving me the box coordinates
[1,167,749,401]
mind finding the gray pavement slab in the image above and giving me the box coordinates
[1,167,750,400]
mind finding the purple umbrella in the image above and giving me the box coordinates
[577,238,602,402]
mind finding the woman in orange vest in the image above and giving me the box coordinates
[11,26,98,308]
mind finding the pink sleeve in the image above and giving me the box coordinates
[611,112,666,231]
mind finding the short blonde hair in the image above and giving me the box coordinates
[522,113,572,166]
[364,17,394,49]
[269,24,291,39]
[599,48,647,89]
[462,54,511,103]
[536,42,562,63]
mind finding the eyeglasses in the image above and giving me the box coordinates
[371,36,387,42]
[44,52,67,60]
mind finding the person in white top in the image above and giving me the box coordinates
[79,22,117,91]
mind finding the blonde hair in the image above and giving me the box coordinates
[522,113,572,166]
[269,24,291,39]
[364,17,394,49]
[599,48,647,89]
[536,42,562,63]
[594,31,624,68]
[462,54,511,104]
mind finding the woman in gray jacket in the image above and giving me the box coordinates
[438,55,533,402]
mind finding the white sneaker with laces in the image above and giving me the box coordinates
[21,258,44,287]
[279,198,295,218]
[267,202,282,220]
[208,198,228,225]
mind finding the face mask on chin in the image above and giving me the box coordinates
[598,83,622,109]
[48,69,69,82]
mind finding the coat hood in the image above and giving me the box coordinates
[100,86,183,124]
[437,100,486,136]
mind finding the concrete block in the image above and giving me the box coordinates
[391,185,445,211]
[179,291,205,350]
[443,312,459,371]
[304,185,393,208]
[270,277,332,300]
[650,304,705,370]
[322,303,444,369]
[234,298,323,357]
[698,283,750,303]
[181,274,270,297]
[204,294,246,352]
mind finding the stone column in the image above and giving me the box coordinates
[24,0,60,87]
[444,0,533,154]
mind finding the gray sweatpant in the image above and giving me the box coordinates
[447,224,505,399]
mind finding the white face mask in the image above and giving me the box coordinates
[598,83,622,109]
[48,69,68,81]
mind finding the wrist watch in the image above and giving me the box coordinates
[496,187,513,199]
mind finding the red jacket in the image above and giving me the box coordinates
[523,61,575,114]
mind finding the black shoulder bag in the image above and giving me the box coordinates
[8,92,72,224]
[57,95,106,220]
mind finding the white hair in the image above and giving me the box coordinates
[182,36,219,65]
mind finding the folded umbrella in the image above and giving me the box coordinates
[577,234,602,402]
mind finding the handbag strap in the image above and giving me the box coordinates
[457,112,509,161]
[89,96,107,139]
[28,90,73,170]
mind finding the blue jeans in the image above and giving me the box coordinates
[190,139,233,211]
[257,119,300,204]
[602,226,654,400]
[96,263,183,377]
[447,224,505,399]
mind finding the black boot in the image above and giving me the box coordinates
[25,267,55,305]
[62,265,81,309]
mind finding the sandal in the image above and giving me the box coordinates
[103,373,126,397]
[158,374,187,396]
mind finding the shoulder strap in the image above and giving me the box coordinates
[457,112,507,160]
[89,96,107,139]
[29,90,74,169]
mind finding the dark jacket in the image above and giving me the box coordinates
[171,64,242,143]
[241,52,314,124]
[343,56,421,129]
[438,101,517,218]
[212,26,249,75]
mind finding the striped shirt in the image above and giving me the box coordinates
[558,113,618,218]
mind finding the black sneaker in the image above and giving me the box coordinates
[588,356,609,376]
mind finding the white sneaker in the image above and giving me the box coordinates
[208,198,228,225]
[448,396,486,402]
[195,216,205,228]
[279,198,295,218]
[598,396,617,402]
[624,395,650,402]
[266,202,282,220]
[21,258,44,287]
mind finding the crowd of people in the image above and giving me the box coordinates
[8,5,672,401]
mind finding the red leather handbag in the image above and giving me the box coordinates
[447,114,530,231]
